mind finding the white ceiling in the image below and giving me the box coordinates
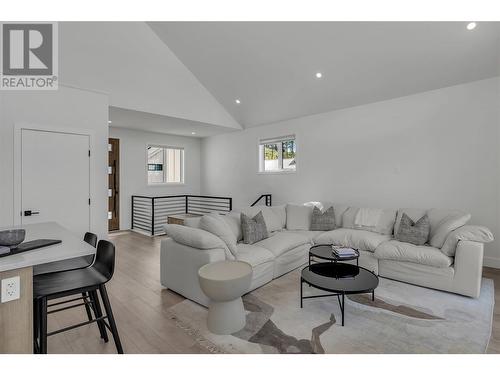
[109,106,238,138]
[59,22,240,130]
[149,22,500,128]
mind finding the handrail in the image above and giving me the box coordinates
[250,194,272,207]
[131,194,232,235]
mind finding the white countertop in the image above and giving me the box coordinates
[0,222,96,272]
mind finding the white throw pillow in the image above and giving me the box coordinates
[200,214,238,257]
[286,204,313,230]
[342,207,396,235]
[184,216,202,229]
[269,205,286,229]
[164,224,234,260]
[332,204,349,228]
[427,209,471,248]
[440,225,493,256]
[223,212,243,242]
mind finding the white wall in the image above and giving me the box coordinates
[201,78,500,267]
[108,127,201,230]
[0,85,109,239]
[60,22,240,130]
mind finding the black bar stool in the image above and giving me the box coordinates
[33,240,123,354]
[33,232,99,326]
[33,232,97,276]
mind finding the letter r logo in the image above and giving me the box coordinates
[2,23,53,75]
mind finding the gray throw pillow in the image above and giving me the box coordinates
[395,213,430,246]
[241,211,269,244]
[311,206,335,231]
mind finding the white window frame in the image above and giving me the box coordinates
[258,135,297,174]
[146,144,185,185]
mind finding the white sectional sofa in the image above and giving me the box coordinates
[160,202,493,306]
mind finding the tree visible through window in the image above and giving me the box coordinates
[147,145,184,184]
[259,136,296,172]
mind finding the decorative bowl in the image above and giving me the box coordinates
[0,229,26,248]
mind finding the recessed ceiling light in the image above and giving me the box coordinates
[315,72,323,79]
[235,99,241,104]
[467,22,477,30]
[108,120,112,124]
[191,132,196,135]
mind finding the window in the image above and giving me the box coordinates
[259,135,296,173]
[147,145,184,184]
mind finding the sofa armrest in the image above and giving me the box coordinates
[453,240,484,298]
[160,237,226,306]
[441,225,493,256]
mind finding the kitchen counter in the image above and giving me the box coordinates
[0,222,95,272]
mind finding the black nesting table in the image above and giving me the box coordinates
[309,244,360,266]
[300,262,379,326]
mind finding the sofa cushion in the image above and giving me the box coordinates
[255,232,310,257]
[269,205,286,229]
[342,207,396,235]
[235,243,275,267]
[427,208,471,248]
[286,204,313,230]
[200,214,238,257]
[311,206,336,231]
[241,211,269,245]
[314,228,391,252]
[286,230,324,243]
[164,224,234,260]
[440,225,494,257]
[374,240,453,268]
[395,213,430,246]
[240,206,282,232]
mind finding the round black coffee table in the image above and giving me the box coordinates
[300,262,379,326]
[309,244,360,266]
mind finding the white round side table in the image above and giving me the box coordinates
[198,260,253,335]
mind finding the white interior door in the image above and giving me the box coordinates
[21,129,91,237]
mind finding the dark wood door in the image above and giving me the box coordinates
[108,138,120,231]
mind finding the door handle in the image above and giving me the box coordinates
[24,210,40,216]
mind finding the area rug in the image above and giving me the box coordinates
[167,269,494,354]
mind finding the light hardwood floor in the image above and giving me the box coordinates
[46,230,500,354]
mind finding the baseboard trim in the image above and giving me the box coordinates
[483,256,500,269]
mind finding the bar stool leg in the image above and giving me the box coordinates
[99,284,123,354]
[33,298,39,354]
[82,292,93,321]
[90,290,108,342]
[39,297,48,354]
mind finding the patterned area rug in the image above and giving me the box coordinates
[167,269,494,353]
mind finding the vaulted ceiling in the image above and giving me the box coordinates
[60,22,500,135]
[149,22,500,128]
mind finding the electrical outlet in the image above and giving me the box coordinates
[1,276,20,303]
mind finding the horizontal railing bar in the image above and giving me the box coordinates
[132,194,231,200]
[133,210,152,216]
[187,199,230,204]
[187,203,230,209]
[132,221,151,228]
[132,224,151,231]
[133,216,152,223]
[187,199,231,205]
[154,205,186,210]
[186,195,232,200]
